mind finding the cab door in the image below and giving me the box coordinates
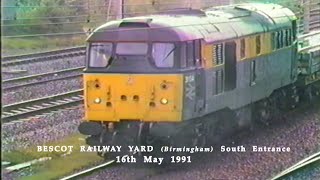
[186,40,205,116]
[183,40,205,119]
[194,40,205,114]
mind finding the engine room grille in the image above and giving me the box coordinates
[212,43,224,66]
[212,69,224,95]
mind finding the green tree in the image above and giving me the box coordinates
[5,0,77,35]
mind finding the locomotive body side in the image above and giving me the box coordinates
[79,3,303,152]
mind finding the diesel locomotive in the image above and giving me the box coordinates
[78,3,320,154]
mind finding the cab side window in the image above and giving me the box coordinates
[187,41,195,67]
[180,43,187,68]
[186,40,202,67]
[194,40,201,66]
[152,43,175,68]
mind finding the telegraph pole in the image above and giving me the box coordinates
[303,0,310,33]
[121,0,125,19]
[114,0,123,19]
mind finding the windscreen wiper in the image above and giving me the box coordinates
[161,46,176,62]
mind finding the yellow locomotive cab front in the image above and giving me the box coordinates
[84,73,184,122]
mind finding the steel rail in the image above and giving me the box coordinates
[1,46,85,61]
[2,67,84,91]
[3,31,87,38]
[1,89,83,122]
[1,50,86,67]
[60,160,115,180]
[270,152,320,180]
[2,75,82,91]
[3,66,84,83]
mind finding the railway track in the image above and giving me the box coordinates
[1,46,86,67]
[2,66,84,91]
[271,151,320,180]
[60,160,115,180]
[1,89,83,123]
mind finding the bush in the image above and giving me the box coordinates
[3,0,77,35]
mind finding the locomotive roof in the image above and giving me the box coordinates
[87,3,296,43]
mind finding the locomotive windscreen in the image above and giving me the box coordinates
[89,43,112,67]
[88,42,178,71]
[116,43,148,55]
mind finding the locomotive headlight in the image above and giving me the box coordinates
[160,98,168,105]
[94,98,101,104]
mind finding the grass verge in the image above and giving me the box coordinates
[2,133,102,180]
[2,36,85,56]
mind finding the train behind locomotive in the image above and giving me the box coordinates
[78,3,320,155]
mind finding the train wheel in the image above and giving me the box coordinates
[253,98,277,126]
[235,104,252,130]
[86,135,101,146]
[191,123,206,147]
[305,84,320,103]
[202,109,237,144]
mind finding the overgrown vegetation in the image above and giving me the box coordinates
[3,134,102,180]
[4,0,77,35]
[2,0,102,54]
[2,36,85,55]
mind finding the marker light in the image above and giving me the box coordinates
[160,98,168,105]
[94,98,101,104]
